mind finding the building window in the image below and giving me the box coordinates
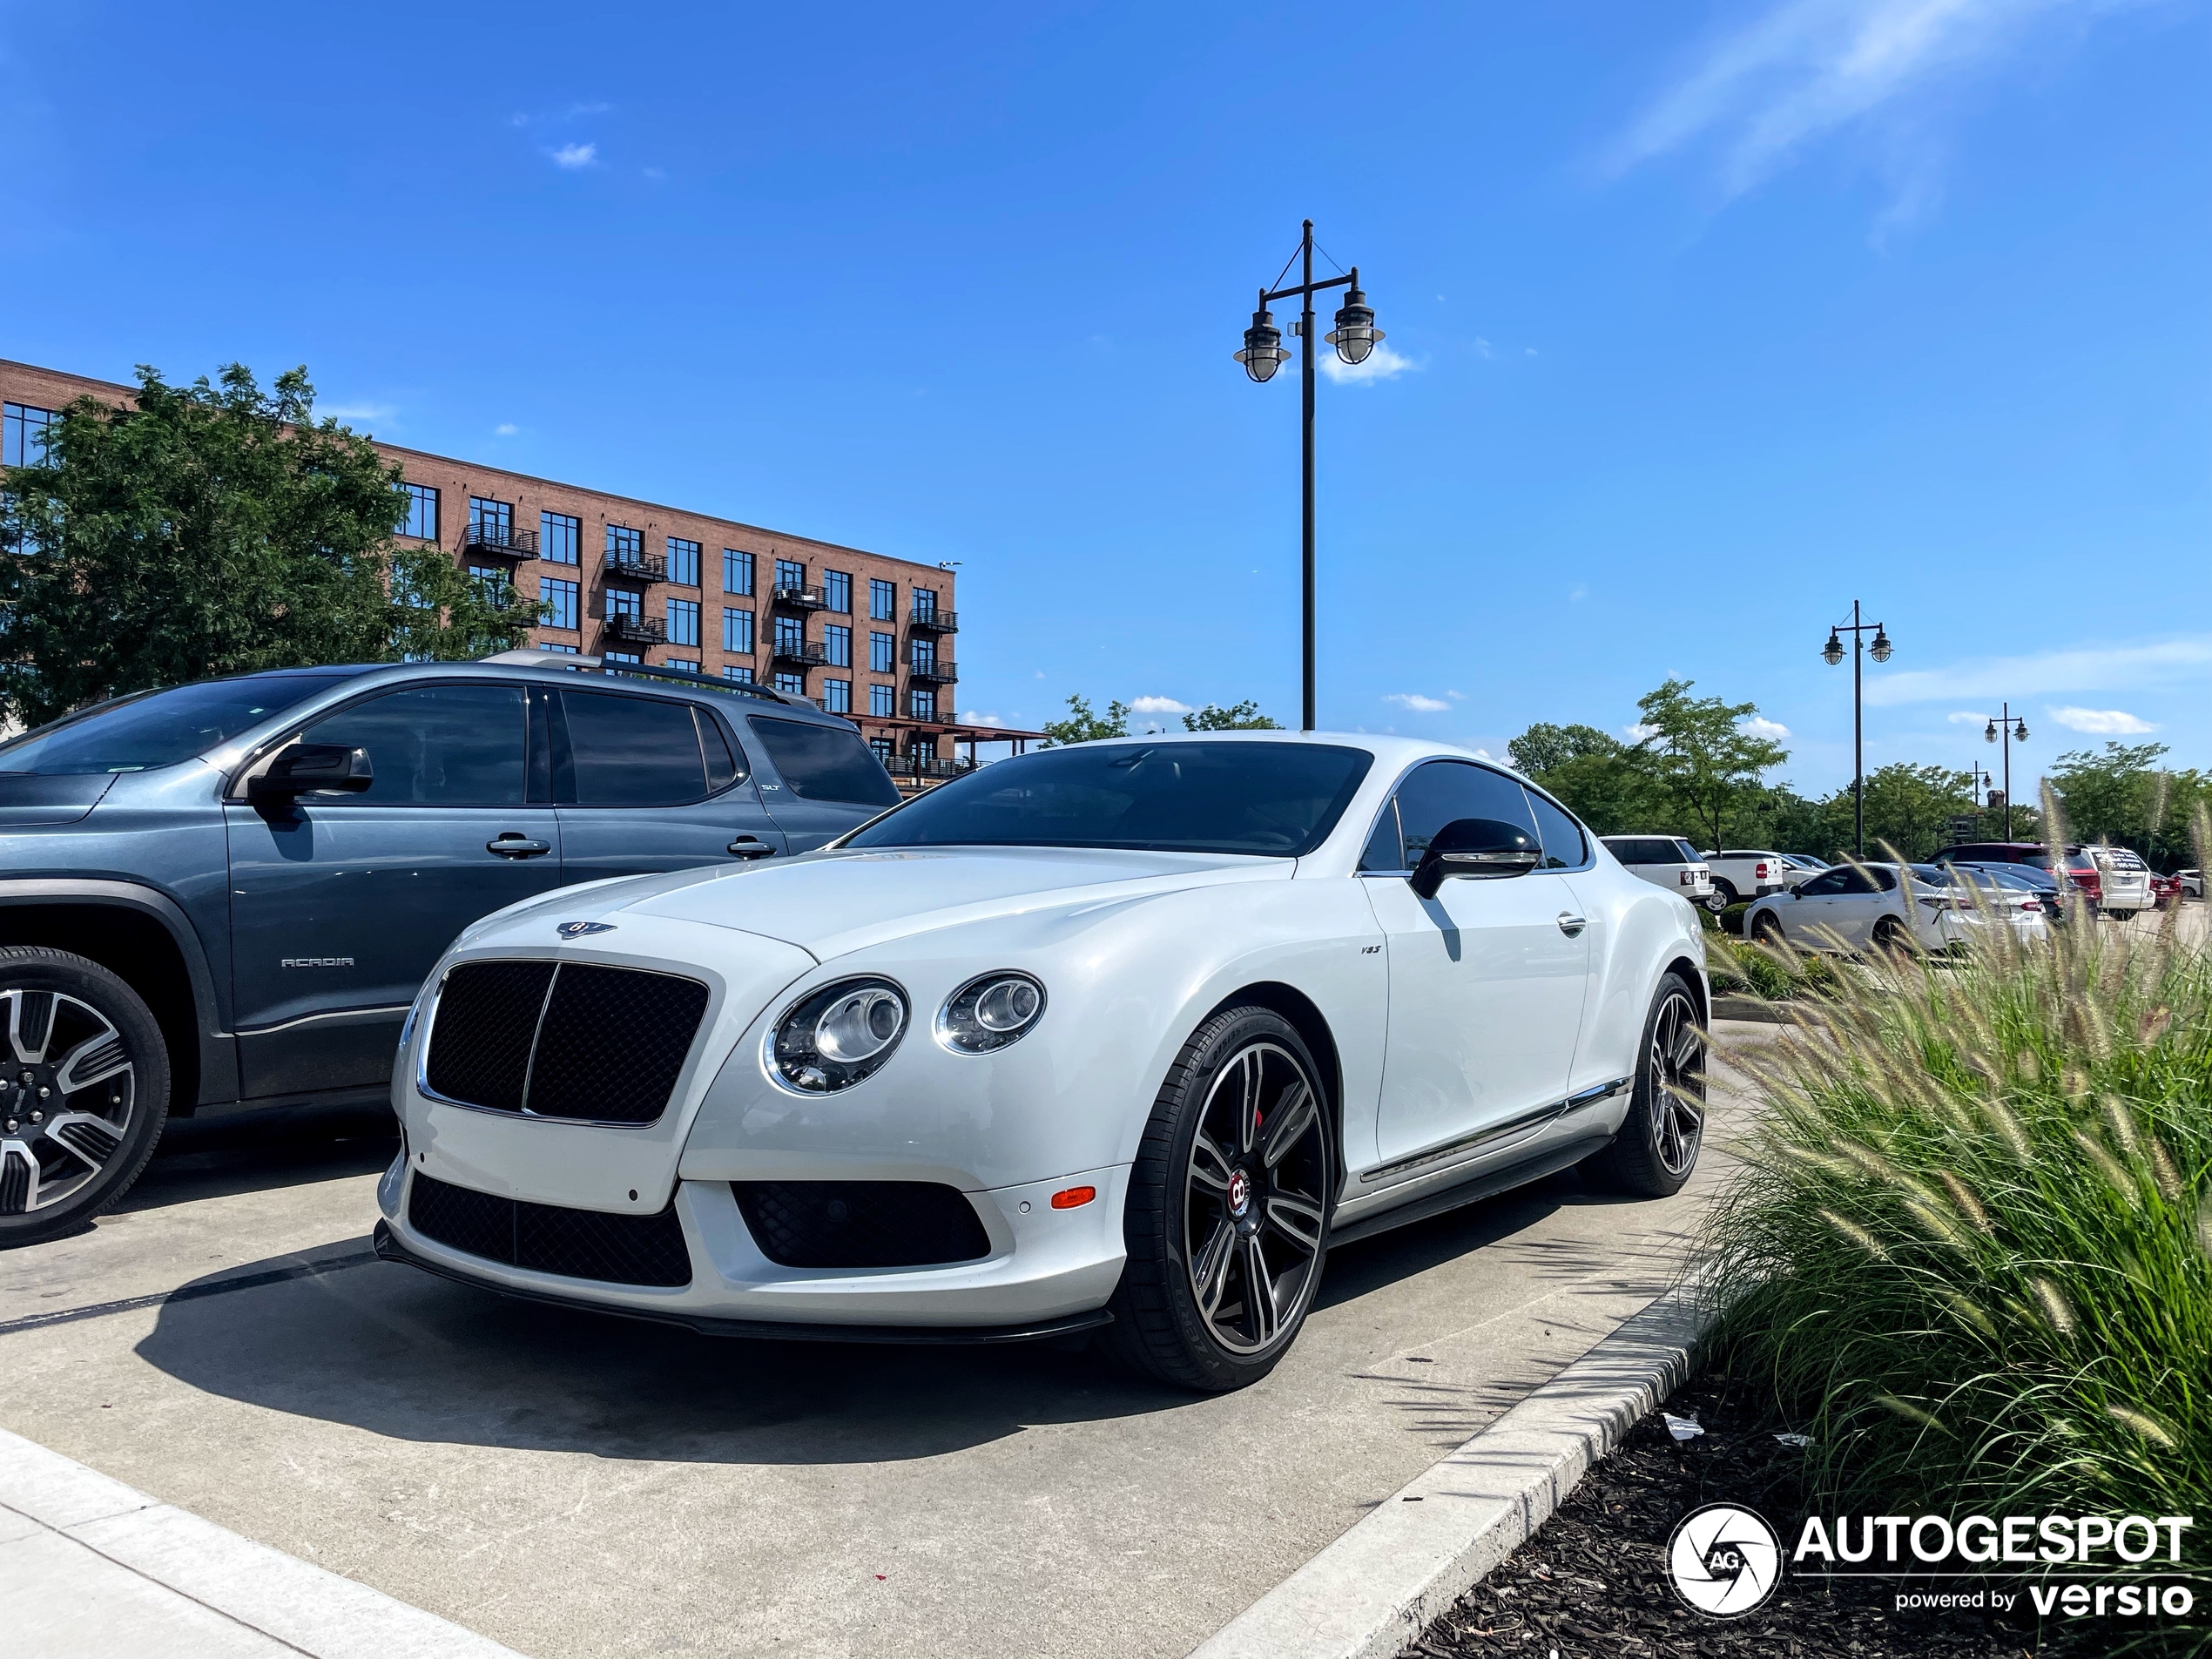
[913,586,938,619]
[539,577,579,631]
[723,549,754,595]
[869,683,895,718]
[724,664,754,684]
[910,637,937,672]
[774,557,806,593]
[823,678,852,713]
[774,671,806,696]
[908,688,935,720]
[722,606,754,653]
[541,642,579,654]
[666,597,701,647]
[542,511,581,564]
[468,563,512,603]
[869,631,894,673]
[870,578,896,621]
[401,482,439,542]
[824,570,852,613]
[605,651,641,664]
[870,737,895,765]
[606,587,643,622]
[3,403,56,469]
[606,524,643,566]
[824,624,851,667]
[667,536,700,586]
[772,614,806,654]
[469,496,514,546]
[666,658,700,674]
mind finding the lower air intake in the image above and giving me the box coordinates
[732,1180,993,1269]
[408,1173,691,1288]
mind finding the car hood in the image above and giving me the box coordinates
[530,845,1293,961]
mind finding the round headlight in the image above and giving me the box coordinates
[769,977,908,1091]
[937,972,1047,1054]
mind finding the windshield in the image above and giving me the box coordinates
[842,740,1375,857]
[0,672,364,776]
[1970,863,2054,890]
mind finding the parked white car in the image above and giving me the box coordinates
[374,734,1709,1393]
[1743,862,2047,954]
[1600,836,1716,907]
[2181,869,2203,901]
[2087,845,2154,920]
[1697,849,1811,907]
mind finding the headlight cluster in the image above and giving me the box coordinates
[937,972,1047,1053]
[766,970,1048,1092]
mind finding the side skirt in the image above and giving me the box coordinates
[1327,1134,1615,1249]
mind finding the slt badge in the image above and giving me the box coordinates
[556,921,617,939]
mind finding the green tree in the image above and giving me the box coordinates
[1507,721,1659,835]
[0,363,538,727]
[1182,699,1281,731]
[2046,741,2197,862]
[1819,763,1979,863]
[1630,678,1790,850]
[1039,692,1130,746]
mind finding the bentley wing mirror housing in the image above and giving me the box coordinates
[1409,817,1542,899]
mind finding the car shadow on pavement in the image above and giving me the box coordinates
[123,1105,399,1213]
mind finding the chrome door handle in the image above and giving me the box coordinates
[487,835,552,859]
[1557,913,1588,936]
[727,836,776,860]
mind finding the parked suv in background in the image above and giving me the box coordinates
[1697,849,1809,907]
[0,651,901,1243]
[1931,841,2152,920]
[1600,836,1715,907]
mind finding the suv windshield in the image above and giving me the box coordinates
[843,741,1373,856]
[0,672,364,776]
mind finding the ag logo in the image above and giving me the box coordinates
[556,921,617,939]
[1667,1503,1782,1617]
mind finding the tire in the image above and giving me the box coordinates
[2105,910,2136,923]
[1581,972,1705,1199]
[0,948,171,1248]
[1871,915,1914,955]
[1105,1007,1334,1392]
[1702,892,1730,914]
[1750,908,1786,946]
[1710,880,1740,908]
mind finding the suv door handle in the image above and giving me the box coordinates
[727,836,776,860]
[1557,913,1588,936]
[487,835,552,859]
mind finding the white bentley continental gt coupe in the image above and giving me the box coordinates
[374,734,1710,1392]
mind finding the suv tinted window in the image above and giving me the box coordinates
[748,717,901,807]
[561,690,708,806]
[1524,788,1588,869]
[306,684,526,805]
[1394,762,1536,866]
[1605,838,1671,865]
[1674,840,1703,864]
[2,672,361,776]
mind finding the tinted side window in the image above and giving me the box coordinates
[700,716,742,793]
[1524,788,1588,869]
[1393,762,1536,866]
[1358,799,1403,872]
[561,691,707,806]
[1606,839,1664,865]
[1867,866,1898,892]
[1674,840,1703,864]
[748,717,902,807]
[1797,869,1851,897]
[306,684,525,805]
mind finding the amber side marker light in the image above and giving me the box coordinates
[1050,1186,1096,1210]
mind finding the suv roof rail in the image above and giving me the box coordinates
[476,649,805,709]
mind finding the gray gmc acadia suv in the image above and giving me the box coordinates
[0,652,903,1244]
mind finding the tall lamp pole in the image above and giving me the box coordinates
[1235,219,1383,732]
[1821,601,1893,859]
[1984,705,2029,839]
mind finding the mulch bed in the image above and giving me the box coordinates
[1409,1376,2044,1658]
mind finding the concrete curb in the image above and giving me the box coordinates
[1188,1285,1714,1659]
[0,1428,527,1659]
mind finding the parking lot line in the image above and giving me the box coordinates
[0,1250,379,1339]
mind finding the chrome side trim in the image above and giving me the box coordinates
[1356,1076,1634,1186]
[1564,1076,1633,1109]
[234,1002,413,1037]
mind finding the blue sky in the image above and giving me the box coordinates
[3,1,2207,794]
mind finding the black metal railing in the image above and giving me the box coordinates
[770,637,827,666]
[604,552,668,583]
[908,605,958,633]
[907,656,958,685]
[464,523,539,557]
[772,584,827,610]
[604,614,667,645]
[885,754,974,779]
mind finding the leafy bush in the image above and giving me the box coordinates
[1705,932,1833,1001]
[1697,889,2212,1552]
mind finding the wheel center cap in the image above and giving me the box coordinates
[1227,1168,1251,1217]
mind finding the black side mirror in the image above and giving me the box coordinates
[249,743,374,805]
[1409,817,1542,899]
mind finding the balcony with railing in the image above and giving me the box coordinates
[907,651,958,685]
[770,635,828,667]
[908,604,958,633]
[603,613,667,646]
[465,522,539,559]
[772,584,828,610]
[884,753,974,781]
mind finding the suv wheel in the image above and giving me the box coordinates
[1710,879,1740,907]
[0,948,170,1247]
[1106,1007,1333,1392]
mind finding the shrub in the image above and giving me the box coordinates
[1705,933,1833,1001]
[1696,887,2212,1551]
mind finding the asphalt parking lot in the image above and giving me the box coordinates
[0,1039,1770,1659]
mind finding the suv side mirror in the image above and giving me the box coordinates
[248,743,374,805]
[1409,817,1541,899]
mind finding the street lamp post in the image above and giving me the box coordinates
[1236,219,1382,732]
[1821,600,1893,859]
[1983,705,2030,840]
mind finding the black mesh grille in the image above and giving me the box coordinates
[423,961,553,1112]
[525,965,711,1124]
[408,1173,692,1287]
[732,1181,992,1269]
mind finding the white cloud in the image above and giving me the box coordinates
[959,710,1008,727]
[1946,710,1986,725]
[1865,635,2212,706]
[1625,722,1661,742]
[1474,336,1494,359]
[1568,582,1589,603]
[494,422,518,436]
[550,142,597,169]
[321,402,395,426]
[2049,706,2156,736]
[1318,341,1420,385]
[1385,693,1451,712]
[1739,715,1791,740]
[1128,695,1191,715]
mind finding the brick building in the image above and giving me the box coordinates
[1,358,1035,783]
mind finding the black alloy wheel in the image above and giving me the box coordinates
[1750,908,1787,945]
[1108,1007,1333,1391]
[0,948,170,1247]
[1581,972,1706,1198]
[1871,914,1915,956]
